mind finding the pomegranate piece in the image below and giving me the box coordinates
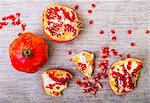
[108,58,143,95]
[72,51,95,77]
[41,69,73,96]
[42,4,83,42]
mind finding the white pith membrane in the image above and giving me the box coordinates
[72,51,94,77]
[41,70,72,96]
[108,58,143,95]
[43,4,82,41]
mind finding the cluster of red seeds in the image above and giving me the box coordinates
[76,76,103,95]
[97,47,122,78]
[0,13,26,35]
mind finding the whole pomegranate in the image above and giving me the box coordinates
[9,32,48,73]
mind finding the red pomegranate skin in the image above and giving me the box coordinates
[9,32,48,73]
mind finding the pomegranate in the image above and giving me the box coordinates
[9,32,48,73]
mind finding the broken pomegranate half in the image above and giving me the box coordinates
[108,58,143,95]
[42,4,83,42]
[41,69,73,96]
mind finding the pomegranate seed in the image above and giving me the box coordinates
[69,58,72,62]
[2,17,7,21]
[74,5,79,9]
[16,19,21,25]
[83,76,88,80]
[96,82,103,88]
[56,86,60,89]
[88,10,92,14]
[18,33,22,36]
[93,76,99,82]
[79,83,88,88]
[82,88,93,93]
[21,23,26,31]
[87,82,92,86]
[127,29,132,34]
[111,29,115,34]
[126,54,131,58]
[119,54,123,58]
[10,15,16,21]
[130,42,136,46]
[76,79,81,84]
[99,29,104,35]
[82,89,87,93]
[97,72,103,78]
[16,13,21,17]
[89,20,94,24]
[91,4,96,8]
[103,74,108,78]
[92,91,97,95]
[0,25,2,29]
[67,50,72,55]
[102,55,108,59]
[112,36,117,41]
[53,91,59,96]
[145,30,149,34]
[11,22,16,26]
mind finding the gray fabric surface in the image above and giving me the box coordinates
[0,0,150,103]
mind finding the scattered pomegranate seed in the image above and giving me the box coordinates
[74,5,79,9]
[111,49,118,56]
[67,50,72,55]
[16,13,21,17]
[79,82,88,88]
[16,19,21,25]
[11,21,16,26]
[127,29,132,34]
[119,54,123,58]
[103,74,108,78]
[18,33,22,36]
[99,29,104,35]
[83,76,88,80]
[56,86,60,89]
[93,76,99,82]
[76,79,81,84]
[111,29,116,34]
[112,36,117,41]
[130,42,136,46]
[69,58,72,62]
[145,30,149,34]
[88,10,92,14]
[91,4,96,8]
[89,20,94,24]
[2,17,7,21]
[126,54,131,58]
[0,13,27,35]
[21,23,26,31]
